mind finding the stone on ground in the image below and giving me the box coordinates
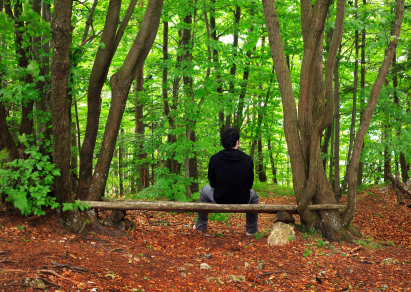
[267,222,295,246]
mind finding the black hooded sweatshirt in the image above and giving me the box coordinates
[208,148,254,204]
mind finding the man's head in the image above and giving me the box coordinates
[221,128,240,149]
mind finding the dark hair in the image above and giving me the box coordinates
[221,128,240,148]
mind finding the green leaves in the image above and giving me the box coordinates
[0,136,61,216]
[27,60,40,78]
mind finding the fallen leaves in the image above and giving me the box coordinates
[0,188,409,291]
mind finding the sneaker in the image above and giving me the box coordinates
[193,225,210,236]
[246,232,255,236]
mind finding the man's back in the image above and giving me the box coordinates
[208,148,254,204]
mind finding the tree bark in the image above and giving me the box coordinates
[357,3,366,186]
[209,0,225,134]
[257,138,267,182]
[77,0,138,200]
[50,0,84,232]
[267,137,278,184]
[71,122,78,193]
[13,1,35,150]
[119,128,124,196]
[87,0,163,203]
[136,67,149,190]
[334,51,341,200]
[263,0,362,242]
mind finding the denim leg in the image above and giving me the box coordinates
[195,185,215,232]
[246,189,259,234]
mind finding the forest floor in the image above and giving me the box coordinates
[0,186,410,291]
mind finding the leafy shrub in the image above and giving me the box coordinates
[0,135,59,216]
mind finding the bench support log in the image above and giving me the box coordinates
[82,200,347,214]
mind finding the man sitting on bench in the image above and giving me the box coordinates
[194,127,259,236]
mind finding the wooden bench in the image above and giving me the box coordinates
[82,200,347,214]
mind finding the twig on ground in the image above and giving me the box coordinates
[51,261,88,272]
[0,259,18,264]
[242,270,291,292]
[39,277,61,287]
[5,284,30,288]
[38,269,84,286]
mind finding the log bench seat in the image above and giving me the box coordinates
[81,200,347,214]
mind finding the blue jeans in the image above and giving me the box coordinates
[194,185,259,234]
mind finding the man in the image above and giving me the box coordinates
[194,128,259,235]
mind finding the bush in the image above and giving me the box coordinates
[0,135,60,216]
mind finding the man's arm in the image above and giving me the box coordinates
[248,157,254,189]
[208,156,216,188]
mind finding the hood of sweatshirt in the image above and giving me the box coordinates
[216,148,247,163]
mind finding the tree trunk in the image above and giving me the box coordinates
[13,1,34,150]
[263,0,359,242]
[228,5,240,128]
[119,128,124,196]
[329,120,334,187]
[267,137,278,184]
[334,51,341,199]
[71,122,78,193]
[136,67,149,190]
[87,0,163,203]
[77,0,138,200]
[50,0,84,233]
[321,125,332,169]
[357,2,366,186]
[209,0,225,134]
[257,139,267,182]
[344,0,404,227]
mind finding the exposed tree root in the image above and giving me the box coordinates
[86,221,132,240]
[346,225,362,238]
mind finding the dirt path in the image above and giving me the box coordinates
[0,187,410,291]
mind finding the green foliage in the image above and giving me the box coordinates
[315,238,325,248]
[252,182,295,197]
[303,249,312,257]
[355,237,384,250]
[0,135,59,216]
[254,230,268,240]
[209,213,232,223]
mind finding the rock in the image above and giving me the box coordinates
[200,263,212,270]
[256,260,264,270]
[274,211,296,224]
[267,222,295,246]
[203,253,212,259]
[24,278,45,289]
[227,275,246,283]
[381,284,389,289]
[244,262,250,269]
[382,258,398,265]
